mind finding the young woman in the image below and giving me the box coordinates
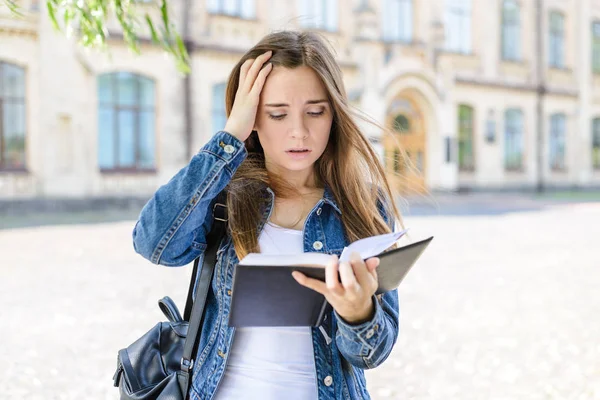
[133,30,404,400]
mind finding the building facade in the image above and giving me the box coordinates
[1,0,600,201]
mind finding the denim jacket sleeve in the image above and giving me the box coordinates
[334,290,399,369]
[333,192,400,369]
[132,131,247,266]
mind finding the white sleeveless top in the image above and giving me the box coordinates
[213,221,319,399]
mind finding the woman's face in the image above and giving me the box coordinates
[254,65,333,174]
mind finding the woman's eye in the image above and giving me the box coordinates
[308,111,324,117]
[268,114,286,120]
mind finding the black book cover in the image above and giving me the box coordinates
[227,236,433,327]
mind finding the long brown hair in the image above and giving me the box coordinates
[223,30,405,260]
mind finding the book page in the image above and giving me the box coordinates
[339,229,409,263]
[239,252,334,267]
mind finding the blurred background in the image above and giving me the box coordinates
[1,0,599,399]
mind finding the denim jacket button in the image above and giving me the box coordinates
[323,375,333,386]
[365,328,375,339]
[223,144,235,154]
[313,241,323,250]
[316,207,322,215]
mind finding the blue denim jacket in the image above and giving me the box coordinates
[132,131,400,400]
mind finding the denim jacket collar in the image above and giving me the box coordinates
[323,184,342,215]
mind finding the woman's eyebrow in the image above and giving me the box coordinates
[264,99,328,107]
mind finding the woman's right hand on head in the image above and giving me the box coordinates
[224,51,273,142]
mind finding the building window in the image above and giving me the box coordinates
[458,104,475,170]
[0,61,26,170]
[593,118,600,169]
[207,0,255,19]
[298,0,338,32]
[444,0,472,54]
[501,0,520,61]
[212,83,227,134]
[382,0,412,43]
[549,11,565,68]
[97,72,156,171]
[393,148,402,173]
[592,22,600,74]
[504,109,524,170]
[392,114,410,133]
[549,113,566,171]
[485,110,496,143]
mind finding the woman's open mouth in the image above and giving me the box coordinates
[285,149,312,159]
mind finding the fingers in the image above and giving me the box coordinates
[250,62,273,98]
[238,58,253,94]
[339,260,358,292]
[242,51,272,93]
[348,252,369,285]
[294,254,379,298]
[292,271,327,296]
[366,257,379,285]
[365,257,380,274]
[325,255,344,296]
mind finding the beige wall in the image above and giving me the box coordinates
[1,0,599,201]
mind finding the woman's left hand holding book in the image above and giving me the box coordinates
[292,252,380,325]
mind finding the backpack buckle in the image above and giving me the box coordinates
[213,202,228,222]
[180,357,194,373]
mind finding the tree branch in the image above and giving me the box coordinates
[1,0,190,73]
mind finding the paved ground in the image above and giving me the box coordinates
[1,194,599,399]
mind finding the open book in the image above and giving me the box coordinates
[227,229,433,327]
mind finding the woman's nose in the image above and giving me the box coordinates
[289,115,309,139]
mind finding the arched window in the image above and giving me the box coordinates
[549,113,566,170]
[393,148,402,173]
[212,83,227,134]
[392,114,410,133]
[458,104,475,170]
[97,72,155,171]
[501,0,521,61]
[0,61,26,170]
[504,108,524,170]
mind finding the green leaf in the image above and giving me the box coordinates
[4,0,191,74]
[176,33,187,58]
[4,0,24,17]
[46,2,60,31]
[145,14,160,44]
[160,0,170,36]
[63,5,72,29]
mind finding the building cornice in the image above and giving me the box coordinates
[455,77,579,98]
[0,20,38,38]
[104,31,360,69]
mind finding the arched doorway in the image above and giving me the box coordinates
[384,95,427,195]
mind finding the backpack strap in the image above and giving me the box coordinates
[178,189,228,397]
[183,190,228,321]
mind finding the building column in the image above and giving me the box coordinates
[575,0,592,185]
[352,1,386,159]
